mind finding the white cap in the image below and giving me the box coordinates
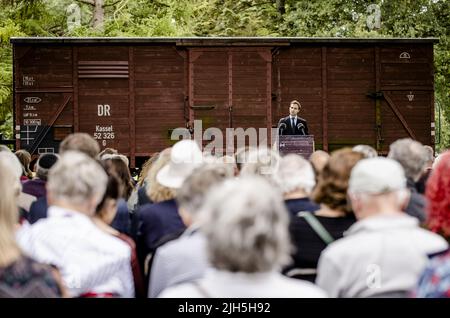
[156,140,203,189]
[348,157,406,194]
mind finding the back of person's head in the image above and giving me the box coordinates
[0,160,21,266]
[47,151,107,213]
[0,145,11,152]
[176,164,233,221]
[348,157,408,218]
[95,174,121,224]
[309,150,330,178]
[423,145,434,168]
[104,157,134,199]
[146,148,175,203]
[36,153,59,181]
[59,133,100,159]
[101,153,129,167]
[312,148,365,214]
[240,147,280,180]
[426,151,450,238]
[352,144,378,158]
[0,151,23,192]
[388,138,428,181]
[98,148,118,160]
[138,153,160,187]
[199,176,290,273]
[14,149,33,178]
[274,154,315,195]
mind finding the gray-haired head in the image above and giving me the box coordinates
[388,138,428,181]
[199,176,291,273]
[47,151,107,212]
[59,133,100,159]
[240,147,280,179]
[352,144,378,158]
[273,154,316,195]
[176,163,233,219]
[0,145,12,153]
[423,145,434,168]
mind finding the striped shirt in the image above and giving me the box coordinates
[17,206,134,297]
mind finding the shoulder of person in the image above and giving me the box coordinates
[297,116,307,122]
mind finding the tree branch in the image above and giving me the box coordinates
[104,0,121,7]
[75,0,95,6]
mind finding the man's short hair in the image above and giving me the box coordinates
[47,151,107,207]
[388,138,428,181]
[59,133,100,159]
[290,100,301,109]
[176,164,232,216]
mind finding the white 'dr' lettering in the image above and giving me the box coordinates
[97,104,111,116]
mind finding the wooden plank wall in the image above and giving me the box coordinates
[13,41,435,163]
[326,46,375,150]
[379,44,434,150]
[134,46,185,155]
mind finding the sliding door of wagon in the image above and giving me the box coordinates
[134,46,185,156]
[189,48,270,153]
[231,50,270,148]
[77,46,130,154]
[379,45,434,151]
[326,46,376,151]
[189,49,229,152]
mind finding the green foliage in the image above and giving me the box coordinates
[0,0,449,149]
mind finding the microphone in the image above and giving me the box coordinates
[297,123,305,135]
[278,123,287,135]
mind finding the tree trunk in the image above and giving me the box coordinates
[276,0,285,15]
[93,0,104,29]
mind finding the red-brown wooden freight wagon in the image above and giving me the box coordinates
[11,37,436,167]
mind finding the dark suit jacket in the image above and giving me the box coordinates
[278,116,309,135]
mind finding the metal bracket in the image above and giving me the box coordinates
[367,91,384,99]
[190,105,216,110]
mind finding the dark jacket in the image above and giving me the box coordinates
[285,198,319,218]
[22,179,46,198]
[137,199,185,254]
[405,178,426,223]
[278,116,309,135]
[28,196,48,224]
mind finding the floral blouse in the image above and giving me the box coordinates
[0,255,62,298]
[415,249,450,298]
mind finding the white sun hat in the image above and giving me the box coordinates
[156,139,203,189]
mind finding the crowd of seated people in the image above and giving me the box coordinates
[0,134,449,298]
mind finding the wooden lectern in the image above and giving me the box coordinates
[277,135,315,160]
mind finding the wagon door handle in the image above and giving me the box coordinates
[190,105,216,110]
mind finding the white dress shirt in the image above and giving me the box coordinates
[17,206,135,297]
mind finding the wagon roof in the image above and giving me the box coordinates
[10,37,439,45]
